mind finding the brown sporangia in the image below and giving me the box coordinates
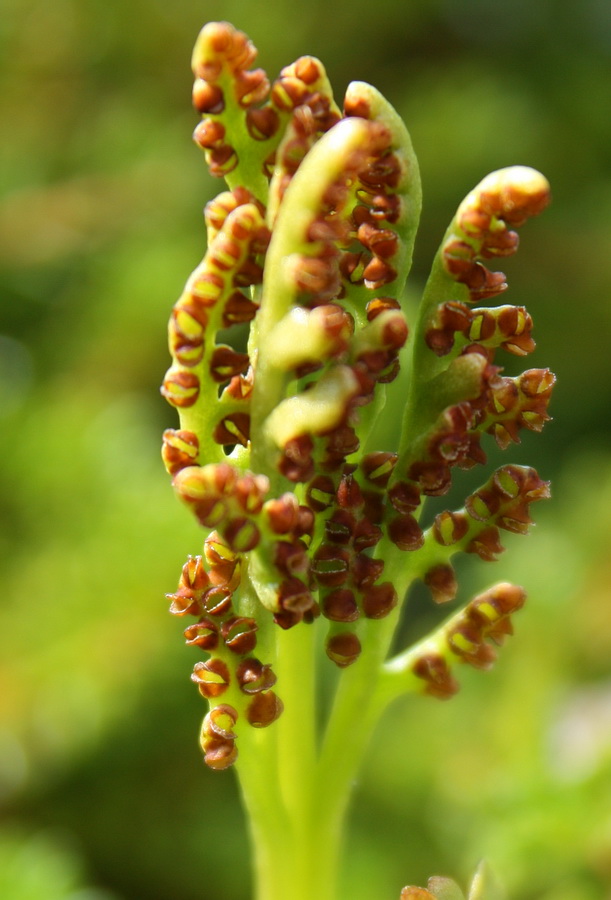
[221,616,259,655]
[246,691,284,727]
[476,367,555,450]
[191,658,231,699]
[361,582,398,619]
[162,22,553,772]
[161,429,200,475]
[322,588,360,622]
[199,704,239,770]
[326,630,362,667]
[388,513,424,551]
[236,657,277,694]
[445,582,526,670]
[423,563,458,605]
[432,510,471,548]
[172,463,269,542]
[427,464,550,563]
[425,301,535,358]
[191,23,270,178]
[441,167,550,302]
[411,653,459,700]
[161,369,201,408]
[184,618,220,651]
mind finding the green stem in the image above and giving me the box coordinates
[237,752,289,900]
[236,617,342,900]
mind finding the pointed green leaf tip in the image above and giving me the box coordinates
[467,861,505,900]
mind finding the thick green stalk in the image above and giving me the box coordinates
[236,619,341,900]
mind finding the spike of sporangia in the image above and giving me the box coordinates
[160,46,553,900]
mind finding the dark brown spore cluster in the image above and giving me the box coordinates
[411,582,527,700]
[166,534,283,769]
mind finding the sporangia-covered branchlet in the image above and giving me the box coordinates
[160,21,553,900]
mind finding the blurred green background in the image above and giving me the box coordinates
[2,0,611,898]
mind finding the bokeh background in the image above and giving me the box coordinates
[2,1,611,898]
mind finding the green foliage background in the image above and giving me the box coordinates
[1,1,611,898]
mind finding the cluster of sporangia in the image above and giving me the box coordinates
[161,22,553,769]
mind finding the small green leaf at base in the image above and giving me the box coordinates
[467,861,505,900]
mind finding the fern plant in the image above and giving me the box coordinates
[160,22,553,900]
